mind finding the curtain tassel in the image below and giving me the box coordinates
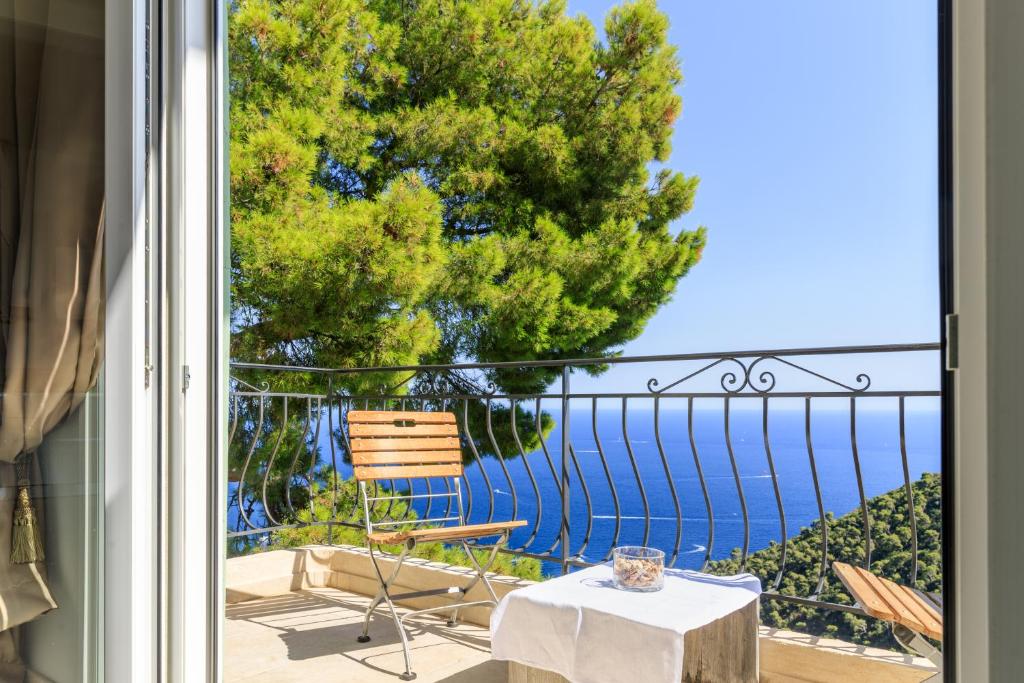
[11,480,44,565]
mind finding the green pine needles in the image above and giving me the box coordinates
[229,0,705,392]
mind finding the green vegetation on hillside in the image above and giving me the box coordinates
[709,472,942,650]
[246,476,543,581]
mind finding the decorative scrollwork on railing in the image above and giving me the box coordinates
[747,356,871,393]
[378,371,418,396]
[647,355,872,395]
[230,376,270,393]
[408,370,498,398]
[647,358,747,394]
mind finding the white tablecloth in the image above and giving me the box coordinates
[490,565,761,683]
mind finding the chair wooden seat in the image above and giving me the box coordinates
[368,520,528,545]
[833,561,943,640]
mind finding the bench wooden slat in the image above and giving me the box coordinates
[368,520,528,545]
[870,574,942,640]
[897,585,943,639]
[913,588,943,615]
[348,410,456,424]
[349,422,459,437]
[353,463,462,481]
[351,449,462,465]
[833,562,898,622]
[350,436,461,453]
[833,562,943,641]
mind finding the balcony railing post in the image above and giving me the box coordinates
[560,364,571,575]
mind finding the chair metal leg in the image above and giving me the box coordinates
[363,540,417,680]
[447,533,507,625]
[358,587,385,642]
[358,532,511,679]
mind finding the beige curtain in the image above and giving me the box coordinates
[0,0,105,639]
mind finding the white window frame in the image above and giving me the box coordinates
[104,0,159,678]
[951,0,988,680]
[104,0,226,678]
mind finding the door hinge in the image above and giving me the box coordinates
[182,365,191,392]
[945,313,959,371]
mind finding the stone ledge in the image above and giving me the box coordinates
[758,627,937,682]
[226,544,532,627]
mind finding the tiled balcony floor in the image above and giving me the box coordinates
[225,588,507,682]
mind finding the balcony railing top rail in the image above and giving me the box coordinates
[228,342,942,620]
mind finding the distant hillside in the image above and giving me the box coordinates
[709,472,942,650]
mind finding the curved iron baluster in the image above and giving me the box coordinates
[459,429,474,522]
[440,474,454,521]
[762,397,787,591]
[485,398,519,522]
[306,398,323,520]
[804,397,828,598]
[261,397,288,527]
[899,398,919,586]
[413,402,435,520]
[340,400,366,524]
[462,398,495,524]
[850,397,872,569]
[378,398,406,521]
[724,397,750,570]
[569,444,594,561]
[621,397,651,548]
[535,398,562,557]
[688,398,713,571]
[235,397,266,530]
[593,398,622,563]
[422,473,435,522]
[228,394,240,446]
[379,477,399,524]
[509,400,543,552]
[326,394,341,523]
[285,398,313,516]
[653,397,683,567]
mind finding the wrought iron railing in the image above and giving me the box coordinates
[227,343,941,616]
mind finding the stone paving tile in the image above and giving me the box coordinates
[225,588,506,682]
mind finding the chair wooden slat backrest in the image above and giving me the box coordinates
[346,409,526,680]
[348,410,463,482]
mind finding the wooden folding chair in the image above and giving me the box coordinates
[348,410,527,681]
[833,561,943,680]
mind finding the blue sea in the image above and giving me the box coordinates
[231,399,941,575]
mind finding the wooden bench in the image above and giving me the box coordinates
[833,561,942,678]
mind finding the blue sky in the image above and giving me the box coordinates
[567,0,940,394]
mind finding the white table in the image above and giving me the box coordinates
[490,564,761,683]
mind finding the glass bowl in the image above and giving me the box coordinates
[612,546,665,592]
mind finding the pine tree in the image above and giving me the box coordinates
[229,0,705,391]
